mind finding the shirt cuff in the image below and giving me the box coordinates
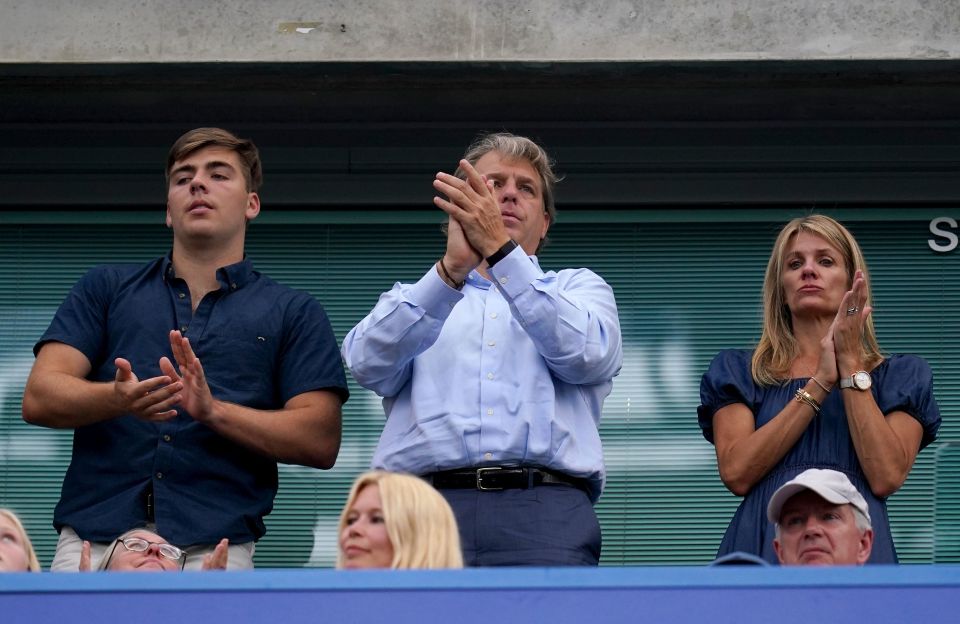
[487,246,542,300]
[406,263,465,319]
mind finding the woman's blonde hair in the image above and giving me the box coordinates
[752,214,882,385]
[0,508,41,572]
[336,471,463,570]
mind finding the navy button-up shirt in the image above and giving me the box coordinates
[36,255,348,545]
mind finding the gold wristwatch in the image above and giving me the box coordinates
[839,371,872,391]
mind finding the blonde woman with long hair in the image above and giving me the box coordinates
[697,215,940,564]
[337,471,463,569]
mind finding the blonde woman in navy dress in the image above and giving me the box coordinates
[698,215,940,563]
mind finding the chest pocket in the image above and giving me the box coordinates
[195,333,278,409]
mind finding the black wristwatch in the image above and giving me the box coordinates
[485,239,518,267]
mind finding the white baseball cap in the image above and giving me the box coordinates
[766,468,871,525]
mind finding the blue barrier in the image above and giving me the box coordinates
[3,565,959,624]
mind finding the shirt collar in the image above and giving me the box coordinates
[161,254,256,291]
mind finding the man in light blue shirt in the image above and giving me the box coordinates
[342,133,622,566]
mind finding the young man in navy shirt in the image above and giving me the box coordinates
[23,127,348,570]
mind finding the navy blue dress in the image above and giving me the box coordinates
[698,350,941,564]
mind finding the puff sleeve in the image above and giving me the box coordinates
[697,349,760,445]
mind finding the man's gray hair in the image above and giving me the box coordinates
[851,506,872,533]
[457,132,559,228]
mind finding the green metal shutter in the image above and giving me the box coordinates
[0,212,956,567]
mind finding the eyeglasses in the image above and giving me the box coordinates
[120,537,184,561]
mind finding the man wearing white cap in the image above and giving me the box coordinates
[766,468,874,566]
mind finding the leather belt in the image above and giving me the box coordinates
[426,466,587,492]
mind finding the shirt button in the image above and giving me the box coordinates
[230,283,238,290]
[180,325,188,332]
[490,312,498,319]
[178,293,186,299]
[486,408,493,416]
[156,472,164,479]
[486,372,494,380]
[163,435,171,442]
[484,452,493,460]
[488,341,496,347]
[499,277,508,285]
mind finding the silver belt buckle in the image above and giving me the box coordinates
[476,466,503,491]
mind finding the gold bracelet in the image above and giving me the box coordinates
[810,376,832,394]
[794,388,821,415]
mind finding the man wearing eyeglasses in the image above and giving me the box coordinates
[22,128,349,570]
[80,528,228,571]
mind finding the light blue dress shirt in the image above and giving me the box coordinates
[342,246,623,501]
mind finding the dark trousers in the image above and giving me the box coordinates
[439,484,601,566]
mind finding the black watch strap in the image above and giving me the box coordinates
[485,239,518,267]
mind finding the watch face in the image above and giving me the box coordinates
[853,371,872,390]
